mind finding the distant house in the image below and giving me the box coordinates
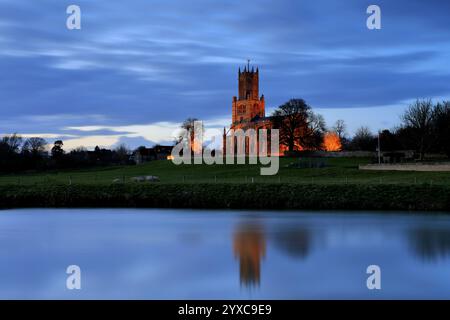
[133,145,173,164]
[153,145,173,160]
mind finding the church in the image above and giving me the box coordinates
[230,62,272,133]
[224,63,289,155]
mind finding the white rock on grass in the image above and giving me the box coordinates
[131,176,160,182]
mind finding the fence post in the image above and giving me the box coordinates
[69,176,72,185]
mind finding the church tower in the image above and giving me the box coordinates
[232,62,265,125]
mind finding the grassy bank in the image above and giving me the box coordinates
[2,157,450,185]
[1,157,450,211]
[0,183,449,211]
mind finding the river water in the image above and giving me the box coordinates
[1,209,449,299]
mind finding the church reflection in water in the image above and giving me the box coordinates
[233,220,313,288]
[232,220,450,288]
[233,222,266,287]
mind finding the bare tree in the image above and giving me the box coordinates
[114,143,130,164]
[401,99,434,160]
[333,120,347,140]
[22,137,47,155]
[1,133,23,153]
[272,99,325,152]
[351,126,375,151]
[177,117,204,153]
[300,112,326,150]
[71,146,88,153]
[433,101,450,157]
[272,99,309,152]
[354,126,372,138]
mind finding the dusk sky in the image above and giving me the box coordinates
[1,0,449,150]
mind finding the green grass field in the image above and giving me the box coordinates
[1,157,450,186]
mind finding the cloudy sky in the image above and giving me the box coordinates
[1,0,449,150]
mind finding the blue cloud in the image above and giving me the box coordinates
[0,0,449,144]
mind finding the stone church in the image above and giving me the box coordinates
[222,63,341,155]
[230,63,272,132]
[224,63,288,155]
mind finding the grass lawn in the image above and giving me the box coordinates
[1,157,450,186]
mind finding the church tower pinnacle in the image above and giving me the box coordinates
[232,62,265,125]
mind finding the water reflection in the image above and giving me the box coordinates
[233,221,312,288]
[2,209,450,299]
[233,222,266,287]
[272,226,311,259]
[408,227,450,262]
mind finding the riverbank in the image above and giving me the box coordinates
[0,183,449,211]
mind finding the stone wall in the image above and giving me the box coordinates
[285,151,376,158]
[359,163,450,172]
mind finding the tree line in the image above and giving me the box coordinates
[271,98,450,159]
[1,98,449,173]
[346,100,450,159]
[0,137,132,173]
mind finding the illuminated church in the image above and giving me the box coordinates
[230,62,272,132]
[223,62,288,155]
[223,63,341,155]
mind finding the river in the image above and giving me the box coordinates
[1,209,449,299]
